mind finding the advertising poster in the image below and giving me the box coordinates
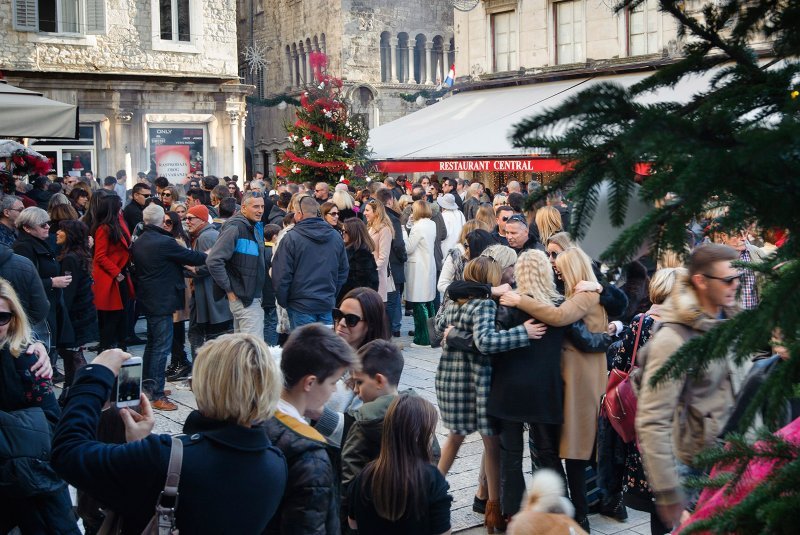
[149,127,204,180]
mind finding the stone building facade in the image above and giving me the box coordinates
[237,0,454,177]
[1,0,250,184]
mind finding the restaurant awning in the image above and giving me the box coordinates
[370,69,715,173]
[0,80,79,139]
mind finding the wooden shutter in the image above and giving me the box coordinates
[86,0,106,34]
[12,0,39,32]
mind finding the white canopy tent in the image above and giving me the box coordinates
[0,80,78,139]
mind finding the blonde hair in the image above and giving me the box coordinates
[289,193,311,213]
[555,247,597,298]
[657,249,684,270]
[332,189,354,210]
[459,219,490,245]
[546,231,575,252]
[649,267,686,305]
[492,194,508,208]
[474,205,495,230]
[0,279,33,357]
[514,250,562,305]
[463,256,501,287]
[480,244,517,271]
[366,199,394,237]
[535,206,564,244]
[397,194,413,213]
[192,333,283,426]
[411,199,432,220]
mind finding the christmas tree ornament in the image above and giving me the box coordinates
[302,136,313,147]
[291,165,301,174]
[318,143,325,152]
[340,141,349,149]
[277,101,288,110]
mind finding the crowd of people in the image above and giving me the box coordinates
[0,168,791,534]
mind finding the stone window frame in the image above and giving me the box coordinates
[12,0,105,43]
[549,0,587,66]
[150,0,204,54]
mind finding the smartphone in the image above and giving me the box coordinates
[115,357,143,407]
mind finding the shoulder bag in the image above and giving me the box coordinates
[98,435,184,535]
[602,314,645,443]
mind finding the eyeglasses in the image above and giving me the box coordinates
[328,211,339,217]
[547,251,559,259]
[8,207,23,213]
[501,216,511,222]
[39,221,51,228]
[161,192,172,198]
[506,215,527,224]
[702,273,743,285]
[185,216,199,222]
[164,220,173,226]
[332,308,363,327]
[0,311,13,326]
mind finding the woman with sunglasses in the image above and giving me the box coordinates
[321,201,343,233]
[0,279,80,533]
[55,220,97,402]
[227,181,242,203]
[332,189,358,221]
[163,211,193,382]
[90,194,133,352]
[334,287,391,350]
[14,208,73,368]
[499,247,610,531]
[338,218,379,304]
[159,185,179,210]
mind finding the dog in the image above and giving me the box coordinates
[507,469,589,535]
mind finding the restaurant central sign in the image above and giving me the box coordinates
[374,158,569,174]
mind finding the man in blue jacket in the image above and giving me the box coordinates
[271,196,348,329]
[131,204,206,411]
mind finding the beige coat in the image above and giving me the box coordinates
[369,224,393,302]
[516,292,606,460]
[634,274,740,507]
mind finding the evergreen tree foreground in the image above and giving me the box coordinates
[512,0,799,532]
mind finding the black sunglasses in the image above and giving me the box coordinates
[703,273,743,285]
[0,311,13,326]
[547,251,559,259]
[506,215,527,224]
[332,308,363,327]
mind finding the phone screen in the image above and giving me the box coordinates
[117,362,143,404]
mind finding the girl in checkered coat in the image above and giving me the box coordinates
[435,257,545,533]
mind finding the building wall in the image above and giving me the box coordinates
[239,0,454,177]
[1,0,248,182]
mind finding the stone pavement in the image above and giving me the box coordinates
[64,314,653,533]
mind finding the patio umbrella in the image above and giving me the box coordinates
[0,80,78,139]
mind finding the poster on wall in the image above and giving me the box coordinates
[149,127,204,181]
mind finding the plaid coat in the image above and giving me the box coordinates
[435,298,530,435]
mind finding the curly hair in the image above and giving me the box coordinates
[515,250,562,305]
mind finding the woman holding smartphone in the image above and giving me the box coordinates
[52,334,288,533]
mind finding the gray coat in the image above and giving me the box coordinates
[189,224,233,325]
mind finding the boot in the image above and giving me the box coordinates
[600,492,628,521]
[484,500,506,534]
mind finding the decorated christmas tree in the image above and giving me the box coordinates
[276,53,370,184]
[513,0,799,532]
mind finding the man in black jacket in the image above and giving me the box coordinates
[131,204,206,411]
[122,183,151,235]
[271,196,348,329]
[375,188,406,337]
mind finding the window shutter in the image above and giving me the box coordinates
[12,0,39,32]
[86,0,107,35]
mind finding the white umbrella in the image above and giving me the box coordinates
[0,80,78,139]
[576,181,653,262]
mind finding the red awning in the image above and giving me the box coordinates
[373,157,570,174]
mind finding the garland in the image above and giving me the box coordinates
[246,95,301,108]
[399,86,453,102]
[282,150,349,171]
[294,119,354,145]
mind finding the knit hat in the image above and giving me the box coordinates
[187,205,209,221]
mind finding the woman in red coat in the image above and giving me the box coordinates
[90,194,133,351]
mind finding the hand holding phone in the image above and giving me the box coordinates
[115,357,143,408]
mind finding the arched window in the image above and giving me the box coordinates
[321,33,326,54]
[414,34,426,84]
[448,37,456,69]
[398,32,410,83]
[313,35,320,52]
[298,41,307,85]
[431,35,444,84]
[351,86,377,129]
[379,31,391,82]
[291,43,300,86]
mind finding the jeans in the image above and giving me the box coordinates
[143,314,173,399]
[229,297,264,339]
[677,462,706,512]
[287,308,333,330]
[386,289,402,333]
[499,421,564,515]
[263,306,279,345]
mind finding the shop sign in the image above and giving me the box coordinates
[149,127,204,181]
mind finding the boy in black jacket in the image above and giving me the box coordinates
[264,324,355,535]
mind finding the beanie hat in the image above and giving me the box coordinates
[188,205,209,221]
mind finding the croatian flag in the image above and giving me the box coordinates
[444,64,455,87]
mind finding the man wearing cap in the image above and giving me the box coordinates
[183,205,232,372]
